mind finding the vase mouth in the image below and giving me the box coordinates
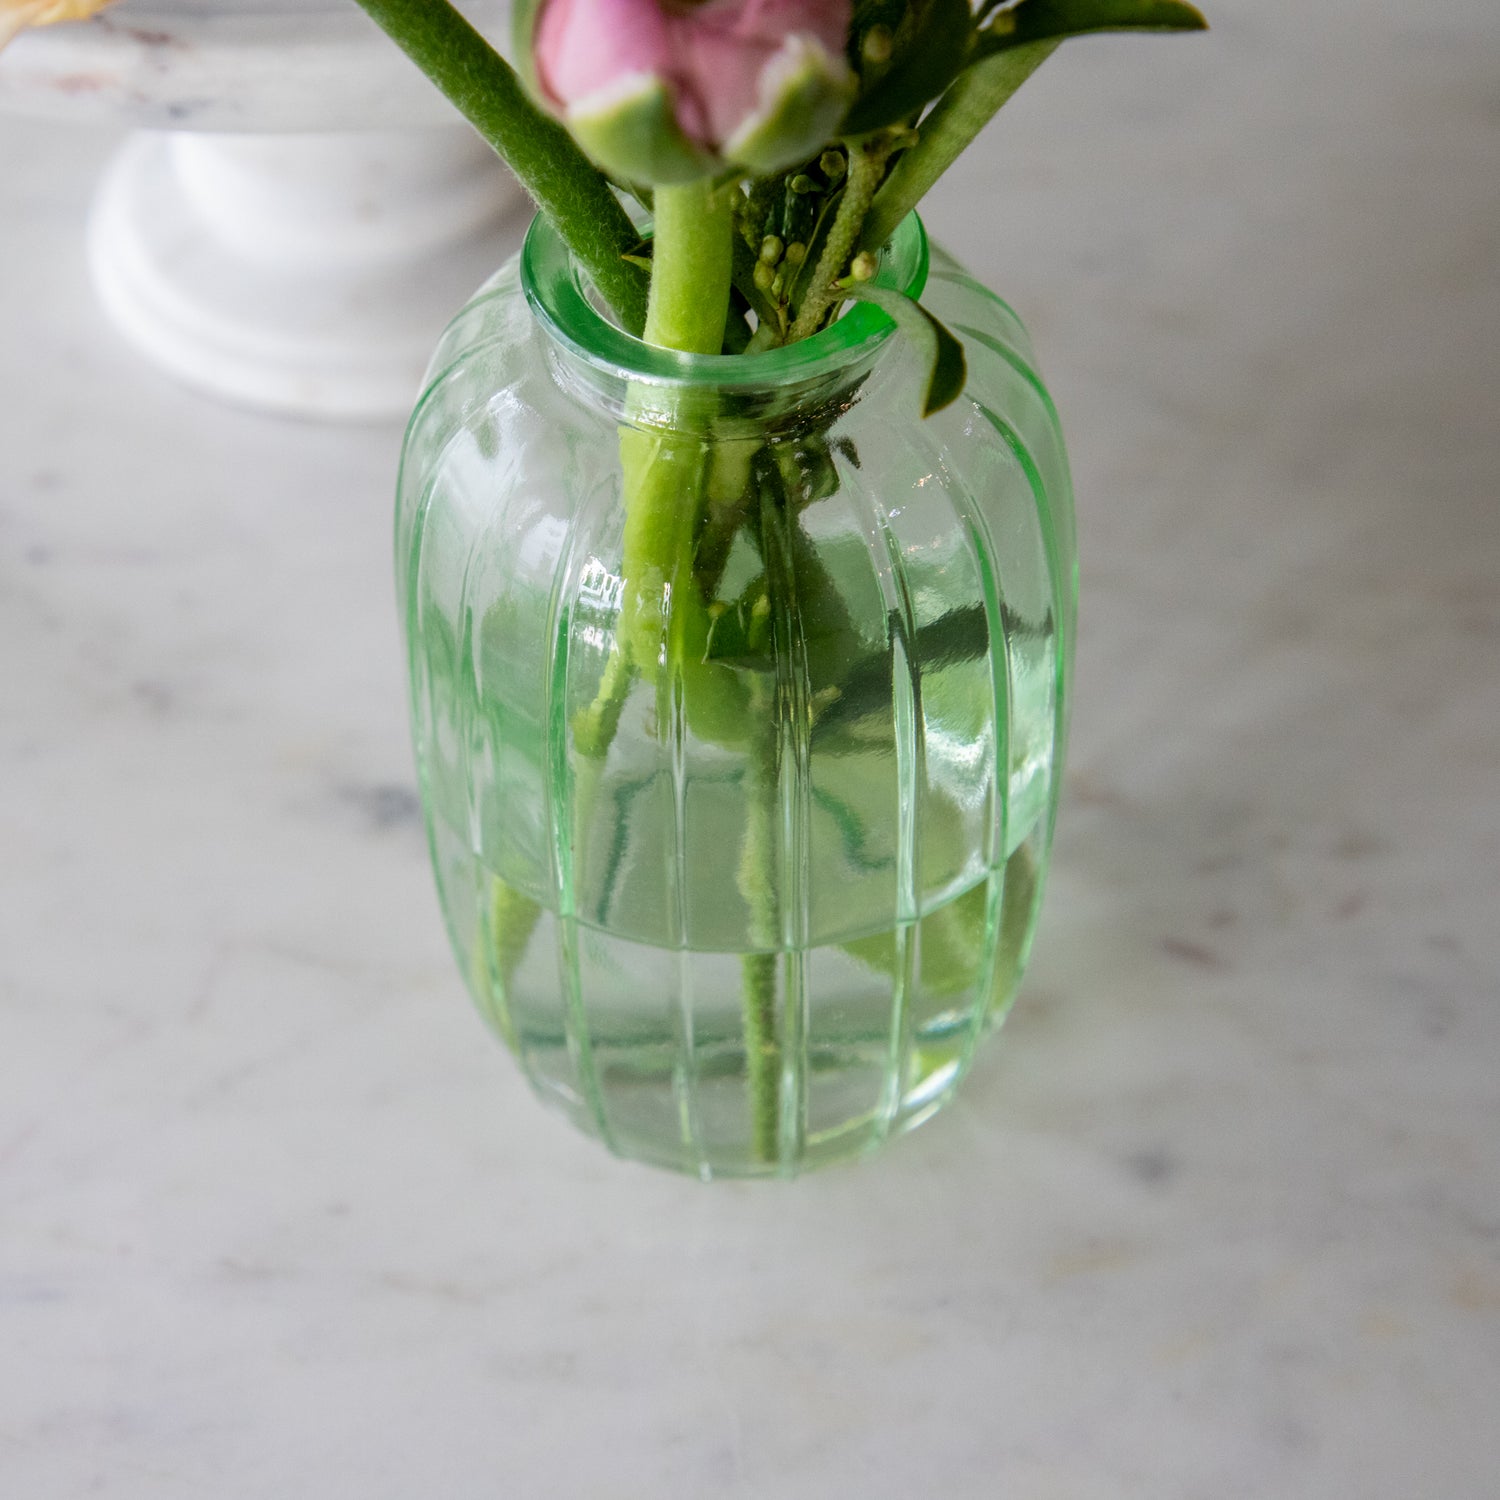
[520,210,930,393]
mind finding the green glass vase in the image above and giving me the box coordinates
[396,211,1076,1177]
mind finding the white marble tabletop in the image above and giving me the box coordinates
[2,1,1497,1494]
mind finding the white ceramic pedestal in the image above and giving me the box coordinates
[89,128,525,419]
[0,2,521,419]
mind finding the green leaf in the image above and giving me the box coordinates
[814,604,992,737]
[976,0,1207,57]
[844,283,968,417]
[859,38,1060,254]
[842,876,987,996]
[841,0,976,136]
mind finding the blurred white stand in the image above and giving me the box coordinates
[89,129,520,419]
[0,2,521,419]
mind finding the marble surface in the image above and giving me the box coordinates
[2,1,1498,1494]
[0,1,512,130]
[0,3,524,416]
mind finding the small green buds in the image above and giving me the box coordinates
[861,24,893,65]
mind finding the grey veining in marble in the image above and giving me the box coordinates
[2,2,1497,1495]
[0,2,513,130]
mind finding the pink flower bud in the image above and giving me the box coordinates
[533,0,855,184]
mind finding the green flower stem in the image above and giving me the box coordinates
[859,40,1061,255]
[637,187,785,1165]
[572,180,748,890]
[349,0,648,334]
[742,948,781,1164]
[643,181,735,354]
[739,682,781,1166]
[693,435,759,593]
[608,179,736,700]
[787,139,890,343]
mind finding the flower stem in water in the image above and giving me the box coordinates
[739,680,782,1166]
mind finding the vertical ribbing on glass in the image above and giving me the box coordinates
[456,540,485,861]
[960,328,1074,856]
[936,428,1013,1086]
[761,475,812,1172]
[407,479,451,950]
[666,661,707,1178]
[942,310,1074,730]
[1028,409,1073,867]
[543,531,614,1151]
[456,520,512,1049]
[855,483,924,1141]
[978,402,1064,1014]
[1015,408,1071,1023]
[457,531,505,1037]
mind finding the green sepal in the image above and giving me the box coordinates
[568,76,717,186]
[844,282,967,417]
[841,841,1039,1004]
[724,37,858,175]
[976,0,1208,57]
[842,0,975,136]
[510,0,545,94]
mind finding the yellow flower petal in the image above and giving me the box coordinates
[0,0,116,51]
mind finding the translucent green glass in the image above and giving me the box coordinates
[396,212,1076,1178]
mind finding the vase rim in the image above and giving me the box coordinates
[520,210,930,391]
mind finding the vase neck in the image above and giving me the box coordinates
[520,210,929,430]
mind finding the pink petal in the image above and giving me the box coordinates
[534,0,673,109]
[534,0,852,155]
[668,0,851,147]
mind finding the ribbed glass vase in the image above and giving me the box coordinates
[396,211,1075,1178]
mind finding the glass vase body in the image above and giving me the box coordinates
[397,213,1076,1178]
